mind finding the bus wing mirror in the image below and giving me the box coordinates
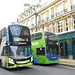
[5,43,7,45]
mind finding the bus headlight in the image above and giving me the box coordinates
[9,58,14,64]
[31,56,33,62]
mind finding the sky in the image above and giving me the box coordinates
[0,0,53,30]
[0,0,39,30]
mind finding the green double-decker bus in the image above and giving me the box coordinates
[31,31,60,64]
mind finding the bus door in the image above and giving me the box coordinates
[1,46,8,66]
[36,47,45,63]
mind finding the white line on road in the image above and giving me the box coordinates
[59,65,75,70]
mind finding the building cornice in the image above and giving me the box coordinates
[19,0,62,23]
[19,13,37,23]
[37,0,61,14]
[30,9,75,30]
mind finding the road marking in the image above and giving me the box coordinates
[59,65,75,70]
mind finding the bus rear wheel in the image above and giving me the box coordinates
[0,60,2,67]
[0,60,1,67]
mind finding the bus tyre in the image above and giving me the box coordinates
[0,60,2,67]
[0,61,1,67]
[33,59,34,64]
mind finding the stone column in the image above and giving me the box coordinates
[62,18,65,32]
[54,6,57,17]
[55,22,57,33]
[68,17,71,30]
[49,8,51,19]
[71,15,73,29]
[51,23,53,33]
[67,0,72,11]
[62,1,65,14]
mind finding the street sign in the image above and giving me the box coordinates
[67,40,69,44]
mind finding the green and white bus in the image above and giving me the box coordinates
[31,31,59,64]
[0,24,33,68]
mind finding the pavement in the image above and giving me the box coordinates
[59,59,75,67]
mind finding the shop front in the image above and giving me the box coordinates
[58,31,75,60]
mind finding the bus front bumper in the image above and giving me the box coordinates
[8,62,32,69]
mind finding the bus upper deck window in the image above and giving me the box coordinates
[35,33,42,40]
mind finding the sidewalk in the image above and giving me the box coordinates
[59,59,75,67]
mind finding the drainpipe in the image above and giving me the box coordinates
[35,13,37,32]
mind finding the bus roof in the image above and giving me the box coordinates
[0,24,29,31]
[8,24,28,28]
[31,31,56,35]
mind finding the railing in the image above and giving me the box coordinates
[56,10,63,16]
[71,4,75,10]
[32,24,34,26]
[38,19,47,25]
[64,8,68,13]
[42,19,46,22]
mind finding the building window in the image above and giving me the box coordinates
[48,25,49,31]
[64,2,68,13]
[32,18,35,26]
[24,22,26,26]
[39,28,41,31]
[20,15,22,18]
[44,27,46,31]
[32,30,35,33]
[65,41,68,57]
[53,23,55,33]
[73,16,75,29]
[42,13,46,22]
[57,21,62,33]
[39,0,41,2]
[32,30,33,33]
[43,27,44,31]
[72,0,75,10]
[38,15,41,24]
[51,8,54,18]
[27,20,31,28]
[47,11,49,21]
[60,43,64,57]
[65,19,68,31]
[57,4,63,16]
[24,13,26,16]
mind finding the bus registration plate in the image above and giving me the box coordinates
[22,65,27,67]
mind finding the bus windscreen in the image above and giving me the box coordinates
[9,46,31,59]
[9,25,31,45]
[10,25,29,36]
[44,32,59,55]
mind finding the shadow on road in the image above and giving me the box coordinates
[4,66,33,71]
[33,63,59,67]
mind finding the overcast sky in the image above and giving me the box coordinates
[0,0,39,30]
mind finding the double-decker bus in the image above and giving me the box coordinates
[31,31,59,64]
[0,24,33,68]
